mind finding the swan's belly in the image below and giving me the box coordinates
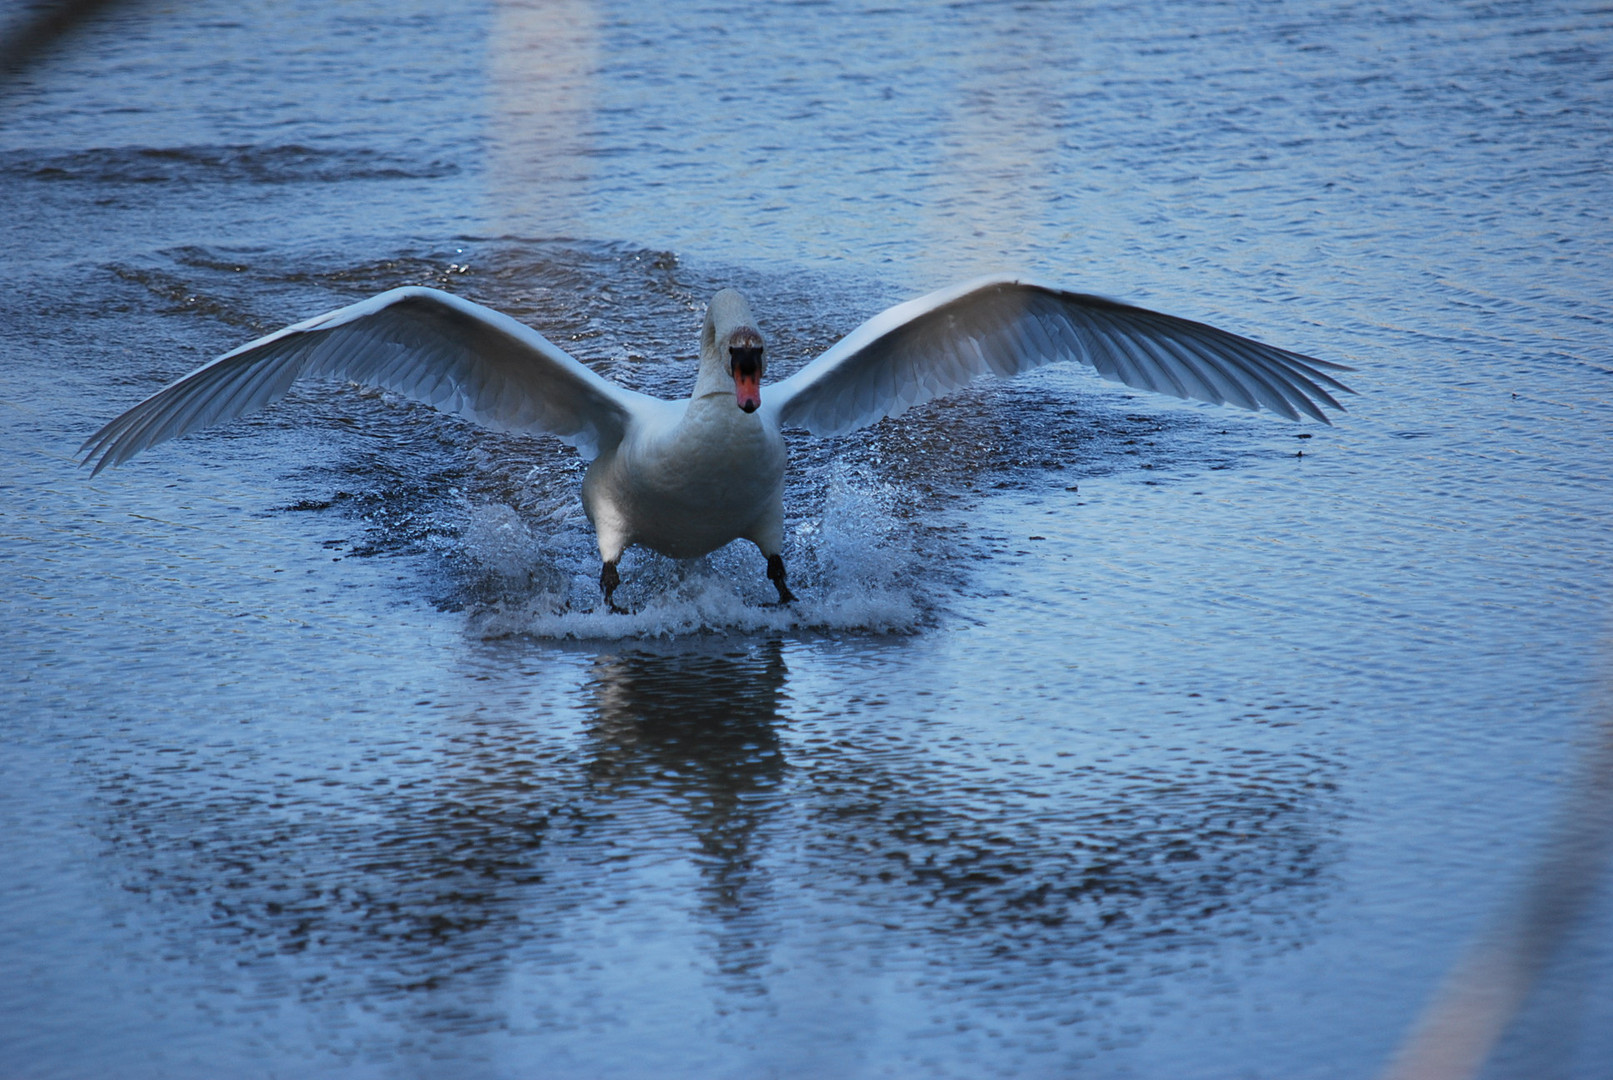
[582,403,786,560]
[622,473,780,557]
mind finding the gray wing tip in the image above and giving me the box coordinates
[1288,353,1359,384]
[79,428,134,475]
[1301,397,1345,425]
[79,447,115,476]
[78,422,121,474]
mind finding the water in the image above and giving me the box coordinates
[2,1,1611,1076]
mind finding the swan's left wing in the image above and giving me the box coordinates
[768,276,1354,436]
[80,286,658,474]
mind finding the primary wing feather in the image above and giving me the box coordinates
[81,287,653,474]
[769,276,1354,436]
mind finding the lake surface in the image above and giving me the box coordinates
[2,1,1611,1077]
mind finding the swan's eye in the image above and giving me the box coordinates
[729,345,763,376]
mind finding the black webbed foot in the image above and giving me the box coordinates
[600,560,628,614]
[766,553,796,605]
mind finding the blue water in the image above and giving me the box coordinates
[2,1,1611,1077]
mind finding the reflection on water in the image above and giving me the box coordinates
[587,644,789,888]
[586,642,789,988]
[77,632,1338,1059]
[85,710,563,1027]
[75,641,796,1035]
[786,703,1340,1020]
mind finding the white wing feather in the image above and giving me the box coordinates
[81,287,657,474]
[768,276,1354,436]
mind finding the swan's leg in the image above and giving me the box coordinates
[745,494,793,605]
[583,460,632,613]
[766,554,796,604]
[600,560,627,614]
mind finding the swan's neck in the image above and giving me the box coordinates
[691,347,735,401]
[694,289,766,409]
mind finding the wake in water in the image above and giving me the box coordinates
[455,464,925,639]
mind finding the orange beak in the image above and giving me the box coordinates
[734,369,761,412]
[730,342,763,412]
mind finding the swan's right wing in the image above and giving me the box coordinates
[769,276,1355,436]
[81,286,656,474]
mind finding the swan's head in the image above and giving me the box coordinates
[701,289,767,413]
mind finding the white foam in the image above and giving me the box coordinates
[460,467,925,639]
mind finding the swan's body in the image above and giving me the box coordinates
[81,275,1353,607]
[584,394,787,561]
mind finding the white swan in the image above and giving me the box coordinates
[81,275,1353,608]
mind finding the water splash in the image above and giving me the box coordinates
[461,466,924,639]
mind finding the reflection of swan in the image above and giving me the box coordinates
[585,643,788,933]
[82,276,1352,607]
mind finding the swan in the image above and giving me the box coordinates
[80,275,1353,609]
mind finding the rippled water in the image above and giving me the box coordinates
[3,1,1611,1077]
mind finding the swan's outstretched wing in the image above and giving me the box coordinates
[81,286,657,474]
[768,276,1354,436]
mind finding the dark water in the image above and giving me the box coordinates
[2,1,1611,1077]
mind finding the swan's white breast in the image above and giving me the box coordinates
[582,396,787,561]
